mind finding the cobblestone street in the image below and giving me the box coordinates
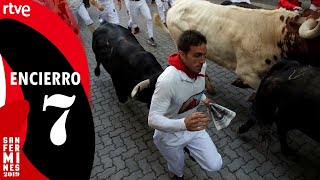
[76,1,320,179]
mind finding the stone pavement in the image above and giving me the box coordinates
[75,1,320,179]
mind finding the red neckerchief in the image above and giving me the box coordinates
[168,53,204,79]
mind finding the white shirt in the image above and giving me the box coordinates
[148,62,207,132]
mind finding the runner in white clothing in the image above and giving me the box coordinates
[148,30,222,179]
[155,0,175,27]
[66,0,96,32]
[124,0,140,34]
[90,0,121,24]
[127,0,157,46]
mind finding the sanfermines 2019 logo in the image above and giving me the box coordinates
[0,0,95,179]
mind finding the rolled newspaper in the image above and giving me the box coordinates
[207,103,236,130]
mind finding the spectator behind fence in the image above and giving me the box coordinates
[310,0,320,10]
[277,0,302,11]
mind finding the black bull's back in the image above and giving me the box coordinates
[220,1,262,9]
[92,23,163,106]
[239,60,320,154]
[258,60,320,127]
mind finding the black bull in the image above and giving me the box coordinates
[238,60,320,154]
[92,23,163,107]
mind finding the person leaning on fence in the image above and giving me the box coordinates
[148,30,223,180]
[66,0,97,33]
[89,0,121,24]
[277,0,302,11]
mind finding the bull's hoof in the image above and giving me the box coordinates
[118,96,128,103]
[232,78,252,89]
[237,123,246,134]
[94,68,100,76]
[247,92,256,102]
[281,146,296,158]
[237,119,255,134]
[259,131,272,147]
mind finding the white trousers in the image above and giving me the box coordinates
[99,0,120,24]
[155,0,175,23]
[129,0,154,38]
[124,0,138,28]
[71,3,94,25]
[153,129,223,177]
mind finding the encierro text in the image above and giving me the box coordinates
[10,72,81,86]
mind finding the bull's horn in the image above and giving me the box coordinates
[299,18,320,39]
[131,79,150,98]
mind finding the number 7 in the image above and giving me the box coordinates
[43,94,76,146]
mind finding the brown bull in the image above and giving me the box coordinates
[155,0,320,90]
